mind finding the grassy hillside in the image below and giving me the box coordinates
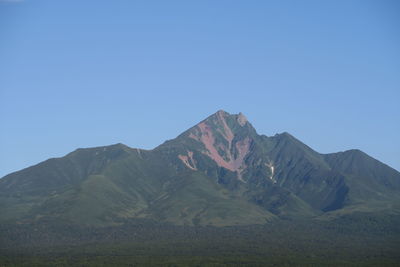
[0,110,399,227]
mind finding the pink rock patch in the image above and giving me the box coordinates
[232,137,251,170]
[194,116,251,181]
[216,111,234,144]
[178,151,197,170]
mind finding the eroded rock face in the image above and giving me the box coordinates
[178,151,197,170]
[184,110,252,180]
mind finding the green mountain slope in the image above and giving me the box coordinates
[0,110,399,227]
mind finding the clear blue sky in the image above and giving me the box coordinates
[1,0,399,177]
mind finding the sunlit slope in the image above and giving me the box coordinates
[1,110,399,226]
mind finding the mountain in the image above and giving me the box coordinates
[1,110,399,227]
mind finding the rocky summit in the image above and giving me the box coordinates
[1,110,399,226]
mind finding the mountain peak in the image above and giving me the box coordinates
[205,109,231,123]
[216,109,229,115]
[173,110,256,181]
[197,110,254,138]
[2,110,400,229]
[237,112,248,126]
[206,110,248,127]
